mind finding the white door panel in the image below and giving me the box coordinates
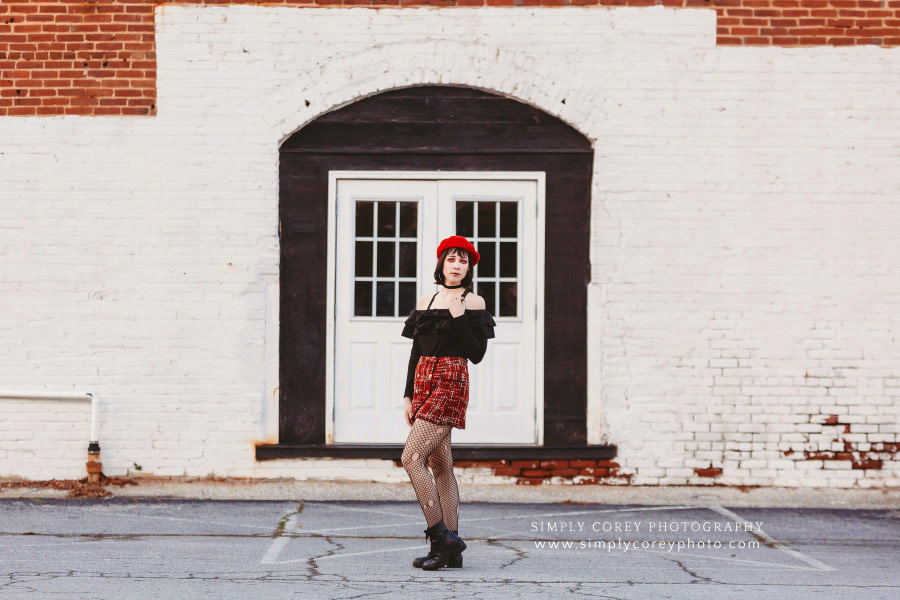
[436,179,537,444]
[334,179,436,443]
[333,175,539,444]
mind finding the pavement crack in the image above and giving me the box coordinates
[273,500,304,538]
[567,580,629,599]
[306,534,348,580]
[488,537,527,569]
[660,555,719,584]
[335,585,396,600]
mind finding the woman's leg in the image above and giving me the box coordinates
[428,430,459,532]
[401,419,453,527]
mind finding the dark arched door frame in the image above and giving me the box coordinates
[259,85,615,460]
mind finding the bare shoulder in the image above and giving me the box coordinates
[416,293,433,310]
[464,293,486,310]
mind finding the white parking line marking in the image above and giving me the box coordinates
[709,505,835,572]
[55,505,277,531]
[260,513,299,565]
[639,547,825,570]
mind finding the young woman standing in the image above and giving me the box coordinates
[400,235,496,571]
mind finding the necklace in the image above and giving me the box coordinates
[441,282,464,289]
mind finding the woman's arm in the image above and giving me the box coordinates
[450,314,488,364]
[404,336,421,398]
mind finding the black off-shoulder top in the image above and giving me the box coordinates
[401,300,496,399]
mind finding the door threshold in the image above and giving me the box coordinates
[256,443,616,461]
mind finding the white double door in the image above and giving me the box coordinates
[331,173,540,444]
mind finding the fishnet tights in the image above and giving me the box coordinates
[401,418,460,530]
[428,428,459,532]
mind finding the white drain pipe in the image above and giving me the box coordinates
[0,391,102,481]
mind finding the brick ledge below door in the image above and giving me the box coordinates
[256,444,616,461]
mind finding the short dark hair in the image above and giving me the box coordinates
[433,247,474,289]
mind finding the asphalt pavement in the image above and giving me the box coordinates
[0,481,898,599]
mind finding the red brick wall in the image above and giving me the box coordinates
[2,0,899,116]
[1,1,157,116]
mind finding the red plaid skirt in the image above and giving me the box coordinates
[411,355,469,429]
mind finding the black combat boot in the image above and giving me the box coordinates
[420,520,466,571]
[412,529,463,568]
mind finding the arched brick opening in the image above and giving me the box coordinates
[265,84,612,460]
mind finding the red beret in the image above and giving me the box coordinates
[436,235,479,267]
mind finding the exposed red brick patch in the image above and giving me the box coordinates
[454,460,508,468]
[694,466,723,478]
[550,468,580,477]
[492,467,522,477]
[516,477,545,485]
[579,467,609,477]
[522,469,552,477]
[787,409,897,474]
[415,458,634,484]
[539,460,568,470]
[802,442,894,470]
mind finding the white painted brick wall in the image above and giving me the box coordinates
[1,6,898,487]
[0,399,92,479]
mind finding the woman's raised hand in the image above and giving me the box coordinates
[448,294,466,318]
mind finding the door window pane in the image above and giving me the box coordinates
[499,242,516,278]
[354,199,417,317]
[354,281,372,317]
[399,241,416,277]
[399,282,416,314]
[376,241,394,277]
[478,281,495,315]
[356,202,373,237]
[478,241,496,277]
[458,199,518,317]
[399,202,417,237]
[355,241,373,277]
[456,202,474,238]
[500,202,517,237]
[499,281,517,317]
[375,281,394,317]
[377,201,396,236]
[478,202,496,237]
